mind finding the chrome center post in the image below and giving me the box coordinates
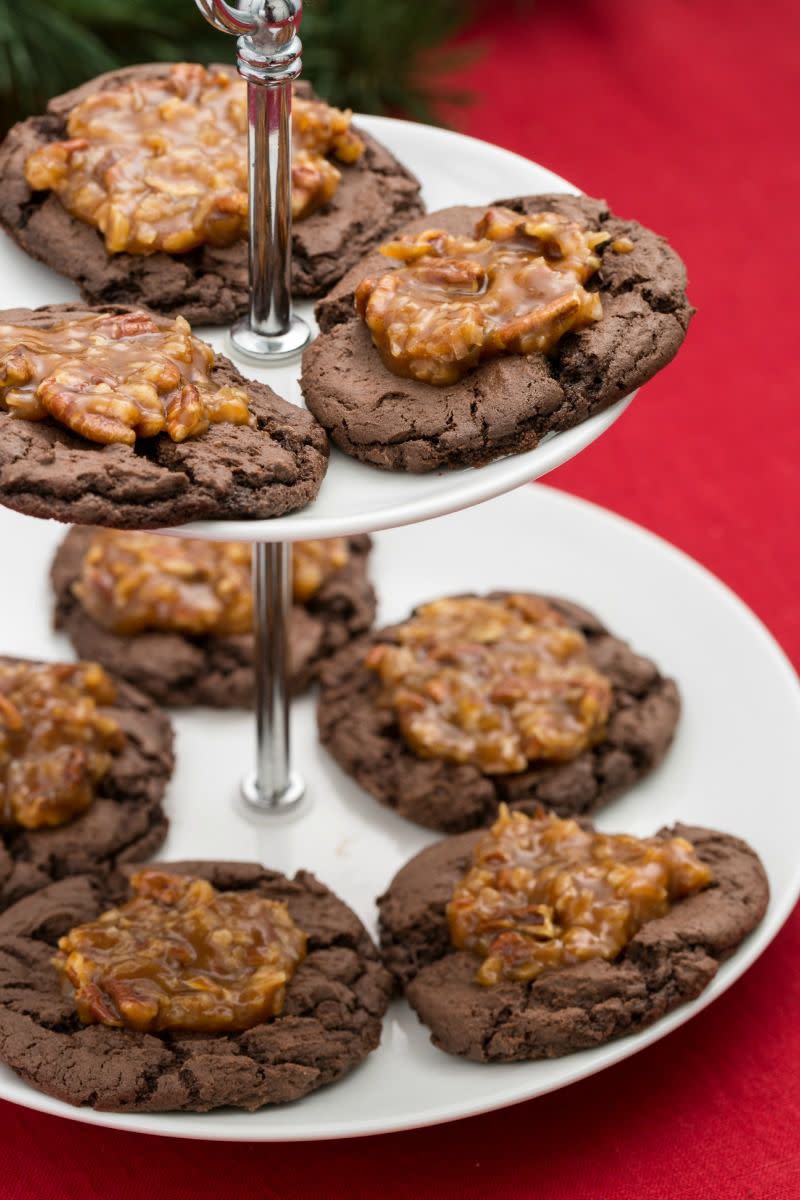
[195,0,311,360]
[195,0,310,814]
[241,541,305,814]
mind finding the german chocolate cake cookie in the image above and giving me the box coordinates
[319,593,680,831]
[0,655,173,912]
[0,64,424,319]
[379,808,768,1061]
[0,860,392,1111]
[303,194,692,471]
[52,528,376,705]
[0,303,328,528]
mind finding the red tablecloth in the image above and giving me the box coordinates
[2,1,798,1196]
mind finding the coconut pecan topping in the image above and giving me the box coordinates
[74,531,351,636]
[0,310,250,445]
[367,595,612,773]
[449,806,713,985]
[24,64,364,255]
[0,660,123,830]
[54,869,307,1033]
[355,206,610,384]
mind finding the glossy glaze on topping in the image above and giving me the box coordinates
[355,206,609,384]
[0,310,250,445]
[366,595,612,773]
[24,64,364,256]
[0,661,123,830]
[449,807,713,985]
[55,869,307,1033]
[75,531,351,635]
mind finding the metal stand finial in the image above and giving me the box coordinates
[195,0,311,361]
[195,0,309,815]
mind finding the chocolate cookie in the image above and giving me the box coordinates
[51,527,377,705]
[318,594,680,832]
[0,303,328,529]
[378,823,769,1061]
[302,194,693,471]
[0,655,173,913]
[0,65,424,320]
[0,861,392,1111]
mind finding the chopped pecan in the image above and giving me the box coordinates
[0,661,124,830]
[448,806,713,985]
[54,869,307,1033]
[24,64,365,255]
[75,531,351,635]
[367,595,612,773]
[357,207,610,384]
[0,311,251,446]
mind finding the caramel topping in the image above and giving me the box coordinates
[449,807,713,985]
[24,64,364,256]
[355,206,609,385]
[291,94,364,219]
[611,236,635,253]
[367,595,612,773]
[292,537,350,604]
[0,310,250,446]
[0,661,124,830]
[75,531,351,636]
[54,869,307,1033]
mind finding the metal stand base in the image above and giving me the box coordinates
[241,768,306,813]
[229,314,311,364]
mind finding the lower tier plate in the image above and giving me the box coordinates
[2,484,799,1140]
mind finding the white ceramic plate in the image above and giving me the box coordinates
[1,484,798,1140]
[0,115,631,544]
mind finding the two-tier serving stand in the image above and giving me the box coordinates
[3,0,799,1144]
[190,0,634,819]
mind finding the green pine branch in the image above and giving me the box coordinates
[0,0,494,134]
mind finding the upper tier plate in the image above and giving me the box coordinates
[0,115,631,542]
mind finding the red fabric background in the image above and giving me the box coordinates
[1,1,798,1195]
